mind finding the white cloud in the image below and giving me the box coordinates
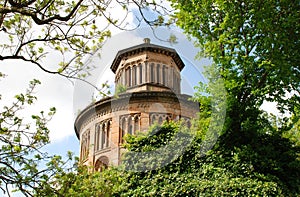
[0,59,74,142]
[0,1,138,144]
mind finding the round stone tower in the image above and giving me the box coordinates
[74,39,199,170]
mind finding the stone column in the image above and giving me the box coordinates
[100,123,103,149]
[106,120,110,148]
[136,65,139,85]
[94,125,99,151]
[121,70,125,86]
[125,68,128,87]
[104,122,107,148]
[130,66,133,87]
[125,117,129,135]
[153,63,157,83]
[132,66,136,86]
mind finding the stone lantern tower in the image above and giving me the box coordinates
[74,39,199,170]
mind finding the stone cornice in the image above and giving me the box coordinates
[74,91,198,139]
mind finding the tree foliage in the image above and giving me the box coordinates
[169,0,299,112]
[0,75,55,195]
[34,165,118,197]
[114,120,299,196]
[0,0,110,81]
[163,0,300,195]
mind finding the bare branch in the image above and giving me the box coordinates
[3,0,84,25]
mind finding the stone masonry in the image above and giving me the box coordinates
[74,38,199,171]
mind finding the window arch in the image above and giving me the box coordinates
[151,114,157,125]
[101,123,105,149]
[166,116,170,122]
[80,130,90,160]
[134,115,140,133]
[128,117,133,135]
[95,156,109,172]
[119,114,141,141]
[158,116,163,125]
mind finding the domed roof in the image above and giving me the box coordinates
[110,39,185,73]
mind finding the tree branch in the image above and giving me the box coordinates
[1,0,84,25]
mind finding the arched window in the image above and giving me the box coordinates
[134,115,139,134]
[95,156,109,172]
[157,64,160,84]
[139,63,143,84]
[150,63,154,83]
[125,68,129,86]
[162,65,166,85]
[128,117,133,135]
[166,116,170,122]
[128,67,132,86]
[165,67,169,87]
[106,121,110,148]
[101,124,105,149]
[133,66,137,86]
[87,131,90,153]
[80,140,85,159]
[80,130,90,160]
[151,114,156,125]
[158,116,163,125]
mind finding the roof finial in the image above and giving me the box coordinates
[143,38,150,44]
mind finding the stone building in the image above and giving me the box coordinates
[74,38,199,170]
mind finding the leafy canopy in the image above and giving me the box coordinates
[169,0,299,113]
